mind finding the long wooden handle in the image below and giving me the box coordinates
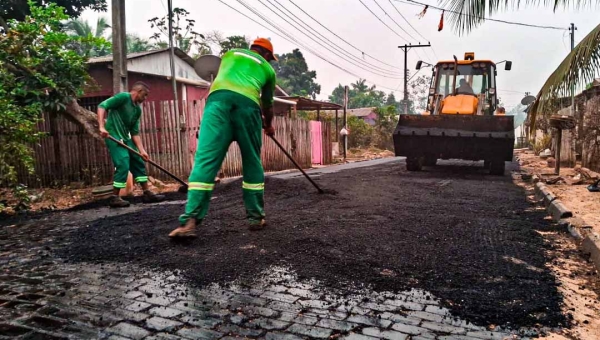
[107,135,188,187]
[269,135,324,193]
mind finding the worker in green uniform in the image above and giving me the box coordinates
[169,38,277,238]
[98,82,165,208]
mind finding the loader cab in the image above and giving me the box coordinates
[418,53,510,116]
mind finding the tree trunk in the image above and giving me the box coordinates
[64,99,102,141]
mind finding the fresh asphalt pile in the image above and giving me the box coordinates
[57,162,567,328]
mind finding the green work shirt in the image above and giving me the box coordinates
[99,92,142,141]
[210,49,277,107]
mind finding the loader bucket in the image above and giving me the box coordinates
[393,114,515,174]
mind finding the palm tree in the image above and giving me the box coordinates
[443,0,600,128]
[126,34,156,53]
[64,17,111,57]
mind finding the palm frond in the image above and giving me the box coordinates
[440,0,600,34]
[65,18,92,37]
[95,17,111,38]
[528,22,600,131]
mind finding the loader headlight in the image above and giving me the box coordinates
[489,88,496,94]
[429,88,435,94]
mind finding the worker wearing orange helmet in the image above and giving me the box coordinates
[169,38,278,238]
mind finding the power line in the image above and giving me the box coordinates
[287,0,403,71]
[393,0,568,31]
[372,0,418,41]
[263,0,404,77]
[358,0,410,42]
[387,0,439,60]
[370,0,426,61]
[220,0,402,92]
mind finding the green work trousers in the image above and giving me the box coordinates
[179,90,265,226]
[106,138,148,189]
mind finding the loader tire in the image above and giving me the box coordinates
[489,160,505,176]
[423,157,437,166]
[406,157,423,171]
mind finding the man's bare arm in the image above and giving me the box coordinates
[97,108,108,137]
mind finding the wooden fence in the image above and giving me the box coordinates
[16,99,332,188]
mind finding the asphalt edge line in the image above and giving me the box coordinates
[532,178,600,272]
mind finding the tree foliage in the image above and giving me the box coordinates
[148,8,204,54]
[1,0,106,23]
[273,49,321,99]
[64,16,111,57]
[219,35,251,56]
[0,1,106,193]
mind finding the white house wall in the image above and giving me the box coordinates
[127,53,208,84]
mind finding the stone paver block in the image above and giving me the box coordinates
[466,330,513,340]
[293,314,319,326]
[107,336,131,340]
[265,332,305,340]
[106,322,151,340]
[145,333,186,340]
[260,291,300,304]
[177,327,223,340]
[219,323,264,337]
[268,301,303,314]
[407,311,444,323]
[316,318,358,331]
[287,323,333,339]
[149,306,184,318]
[229,314,247,325]
[437,336,481,340]
[424,305,451,316]
[360,302,399,312]
[136,295,176,307]
[242,306,279,318]
[347,314,393,328]
[298,299,332,309]
[145,316,183,332]
[110,308,150,323]
[249,317,290,330]
[124,301,152,312]
[421,321,467,335]
[287,288,321,299]
[305,308,348,320]
[266,285,289,293]
[341,333,379,340]
[362,327,409,340]
[384,299,425,311]
[391,323,431,335]
[179,314,222,328]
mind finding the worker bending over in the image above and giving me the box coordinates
[97,82,165,208]
[169,38,277,238]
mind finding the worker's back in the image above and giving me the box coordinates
[210,48,276,106]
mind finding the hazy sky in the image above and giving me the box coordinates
[81,0,599,109]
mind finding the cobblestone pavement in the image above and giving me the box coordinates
[0,159,579,340]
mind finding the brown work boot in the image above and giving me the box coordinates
[109,195,130,208]
[142,190,165,203]
[249,219,266,231]
[169,219,198,238]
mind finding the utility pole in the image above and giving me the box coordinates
[399,43,430,114]
[111,0,127,94]
[343,85,349,160]
[569,23,577,116]
[167,0,178,108]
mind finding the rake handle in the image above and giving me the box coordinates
[268,135,324,193]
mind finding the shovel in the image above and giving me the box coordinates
[107,135,189,193]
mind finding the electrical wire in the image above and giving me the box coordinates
[287,0,403,71]
[387,0,439,60]
[264,0,404,77]
[220,0,402,92]
[393,0,568,31]
[358,0,410,42]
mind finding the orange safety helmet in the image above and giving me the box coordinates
[251,37,278,61]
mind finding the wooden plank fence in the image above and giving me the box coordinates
[15,100,332,188]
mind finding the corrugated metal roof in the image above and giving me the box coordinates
[347,107,377,117]
[88,48,196,68]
